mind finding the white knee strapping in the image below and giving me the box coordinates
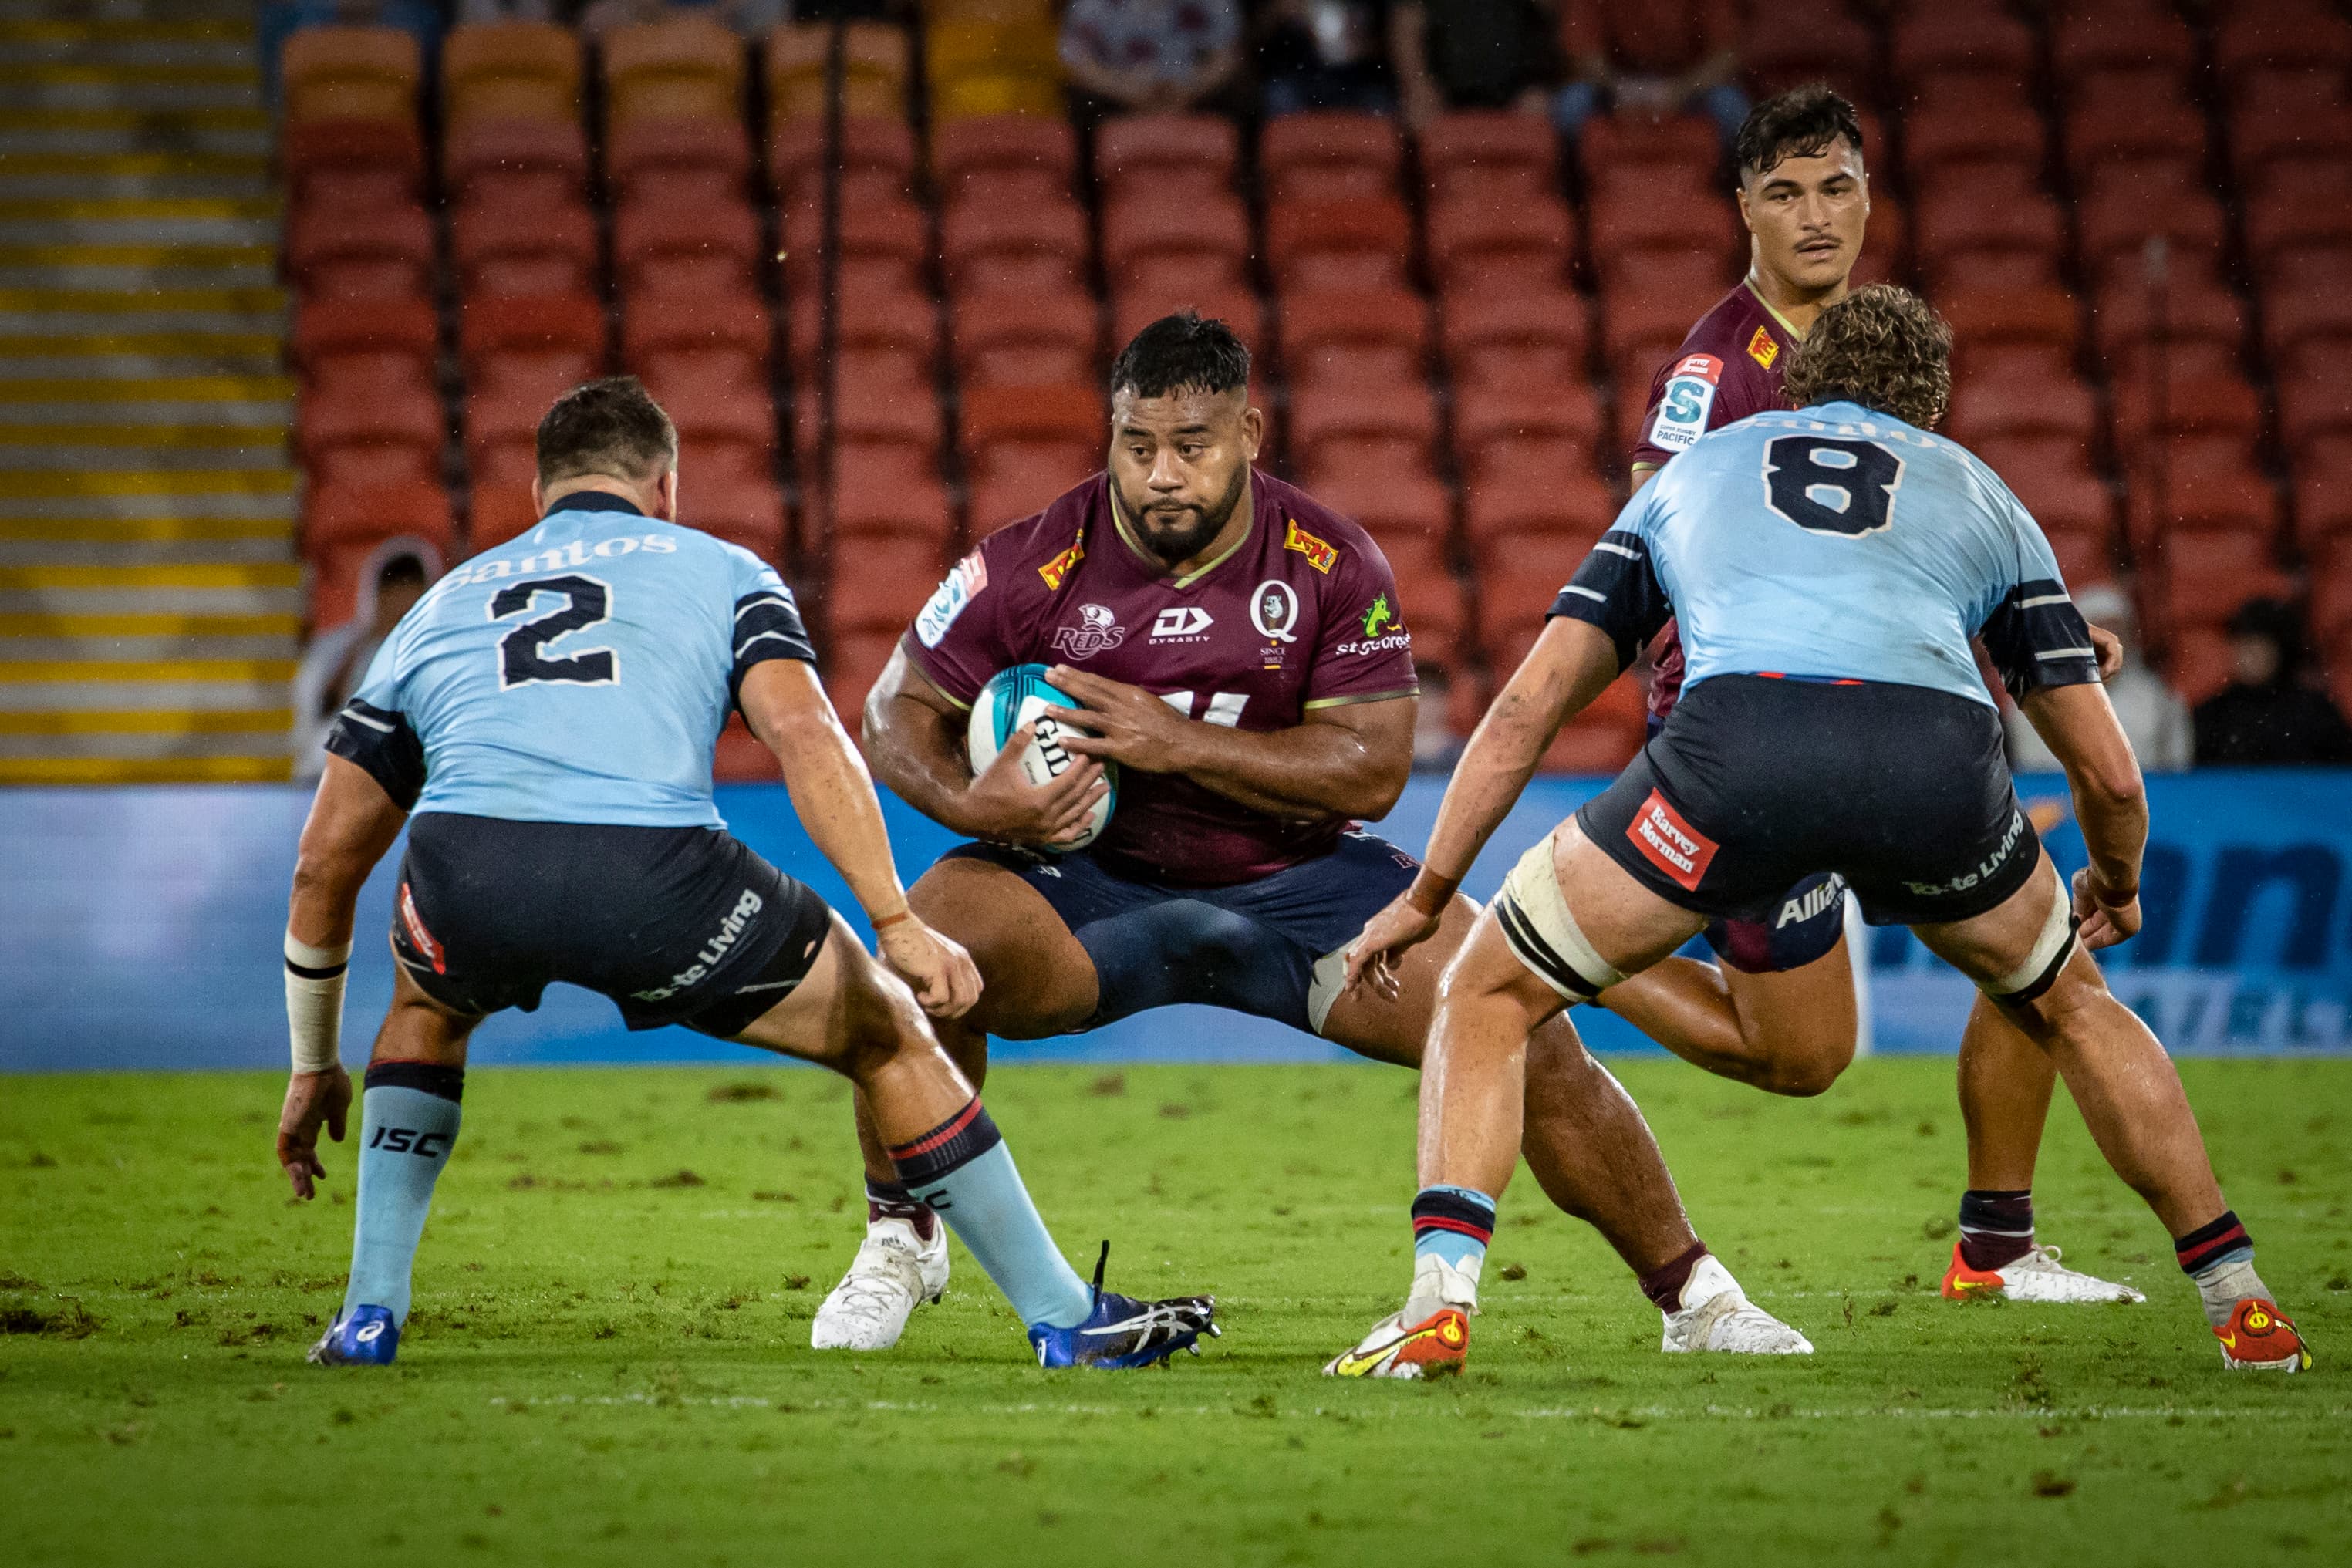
[1985,875,2077,1002]
[1308,947,1348,1035]
[1494,834,1627,1003]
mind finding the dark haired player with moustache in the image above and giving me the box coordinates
[1342,288,2306,1374]
[1600,86,2139,1306]
[809,314,1810,1367]
[276,378,1215,1371]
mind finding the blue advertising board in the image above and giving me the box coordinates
[3,772,2349,1071]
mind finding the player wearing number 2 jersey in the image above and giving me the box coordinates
[278,378,1217,1372]
[810,313,1808,1367]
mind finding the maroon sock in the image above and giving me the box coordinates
[866,1178,937,1243]
[1639,1239,1710,1310]
[1957,1189,2034,1271]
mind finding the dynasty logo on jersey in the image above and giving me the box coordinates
[1648,354,1725,453]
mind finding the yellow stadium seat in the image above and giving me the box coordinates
[441,22,582,128]
[280,26,420,123]
[602,15,745,130]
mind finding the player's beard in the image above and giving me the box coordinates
[1122,465,1249,567]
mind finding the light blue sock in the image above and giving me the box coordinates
[1411,1184,1497,1273]
[892,1101,1093,1330]
[343,1067,463,1325]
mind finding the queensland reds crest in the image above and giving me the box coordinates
[1250,579,1300,643]
[1051,602,1127,659]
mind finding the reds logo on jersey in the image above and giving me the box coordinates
[1051,602,1127,659]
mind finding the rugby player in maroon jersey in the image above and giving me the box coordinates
[1594,86,2138,1304]
[805,313,1810,1361]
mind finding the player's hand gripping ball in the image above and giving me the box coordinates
[967,664,1119,851]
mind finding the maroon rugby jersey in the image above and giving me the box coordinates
[1628,280,1796,722]
[903,470,1419,887]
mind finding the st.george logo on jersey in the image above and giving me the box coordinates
[1649,353,1724,453]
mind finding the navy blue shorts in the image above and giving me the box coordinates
[392,813,835,1037]
[939,828,1422,1034]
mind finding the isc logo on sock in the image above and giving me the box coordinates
[368,1126,449,1158]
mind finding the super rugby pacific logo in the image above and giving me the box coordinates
[1051,603,1126,659]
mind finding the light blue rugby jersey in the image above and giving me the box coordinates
[326,494,815,828]
[1552,400,2101,707]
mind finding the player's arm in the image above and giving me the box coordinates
[2016,683,2147,949]
[860,643,1109,846]
[278,753,409,1199]
[1041,666,1413,821]
[738,658,980,1017]
[1343,618,1624,997]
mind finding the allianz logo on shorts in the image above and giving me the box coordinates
[1774,874,1848,929]
[1904,809,2026,897]
[632,889,764,1001]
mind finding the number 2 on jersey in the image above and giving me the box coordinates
[491,575,619,689]
[1762,435,1903,538]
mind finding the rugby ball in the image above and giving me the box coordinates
[967,664,1119,852]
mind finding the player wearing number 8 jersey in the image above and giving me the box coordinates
[814,314,1808,1367]
[278,378,1216,1371]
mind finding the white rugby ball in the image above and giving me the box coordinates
[967,663,1119,852]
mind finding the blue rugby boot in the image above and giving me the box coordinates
[1028,1245,1217,1369]
[308,1305,400,1366]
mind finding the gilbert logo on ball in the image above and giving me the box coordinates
[967,664,1119,853]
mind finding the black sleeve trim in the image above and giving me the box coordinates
[731,588,818,697]
[1544,529,1672,669]
[1980,578,2101,699]
[323,698,424,811]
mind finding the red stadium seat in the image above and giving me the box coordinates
[297,376,444,490]
[1277,288,1429,392]
[795,369,940,461]
[1941,285,2080,383]
[2147,530,2295,633]
[683,477,788,561]
[467,484,538,554]
[1975,440,2117,543]
[286,199,435,300]
[1424,196,1574,297]
[1092,113,1239,201]
[1441,286,1591,393]
[2245,204,2352,285]
[1286,386,1438,479]
[1915,188,2067,292]
[282,118,424,209]
[461,292,607,383]
[1454,383,1606,473]
[1099,188,1250,296]
[1584,188,1740,280]
[778,196,929,297]
[940,194,1088,295]
[604,115,752,207]
[463,383,548,487]
[2293,436,2352,549]
[1259,111,1402,205]
[822,630,904,735]
[2087,273,2246,370]
[622,288,771,379]
[2228,87,2352,191]
[1305,471,1454,544]
[1110,287,1265,357]
[303,479,454,556]
[1418,111,1558,203]
[2212,0,2352,82]
[933,113,1075,205]
[442,116,587,206]
[1891,7,2036,86]
[1740,0,1874,95]
[1598,251,1736,364]
[1945,369,2101,460]
[293,296,437,381]
[1463,469,1615,546]
[962,386,1102,491]
[2064,83,2206,175]
[2077,185,2228,281]
[767,115,916,207]
[789,282,938,386]
[646,376,777,485]
[1262,197,1412,295]
[450,196,597,298]
[2111,373,2263,451]
[1576,113,1719,187]
[613,194,761,300]
[1898,100,2044,186]
[970,459,1092,537]
[2279,369,2352,459]
[950,288,1098,390]
[2053,2,2196,82]
[832,536,952,635]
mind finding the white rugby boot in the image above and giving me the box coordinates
[809,1215,950,1351]
[1941,1243,2147,1303]
[1660,1255,1814,1354]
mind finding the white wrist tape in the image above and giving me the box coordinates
[285,932,352,1074]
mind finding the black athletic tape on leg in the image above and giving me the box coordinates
[1497,896,1603,1001]
[363,1061,466,1102]
[285,956,349,980]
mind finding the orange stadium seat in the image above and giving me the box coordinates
[1740,0,1874,95]
[778,197,930,297]
[1463,470,1615,548]
[825,466,953,545]
[616,195,762,299]
[293,296,438,383]
[1262,197,1412,295]
[1110,287,1265,356]
[623,289,771,386]
[1425,197,1574,298]
[950,288,1098,389]
[640,366,777,484]
[1099,188,1251,296]
[1286,386,1438,481]
[1945,371,2100,462]
[1575,113,1719,187]
[962,384,1102,477]
[1094,113,1239,202]
[286,200,435,300]
[467,484,538,554]
[797,369,941,461]
[304,477,454,564]
[790,282,939,387]
[765,21,909,120]
[821,630,903,733]
[451,196,598,298]
[1277,288,1429,392]
[768,116,916,207]
[1584,189,1740,283]
[440,22,580,128]
[463,386,545,489]
[1441,287,1591,393]
[461,293,608,387]
[682,478,789,561]
[282,119,423,208]
[602,17,744,129]
[1940,285,2081,384]
[442,116,589,207]
[605,116,754,207]
[1259,112,1403,204]
[1454,383,1606,477]
[280,27,418,123]
[832,536,953,634]
[1419,112,1558,203]
[297,379,446,491]
[970,461,1092,536]
[933,115,1075,203]
[941,195,1088,295]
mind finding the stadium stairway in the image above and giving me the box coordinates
[0,0,297,784]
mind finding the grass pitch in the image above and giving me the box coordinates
[3,1057,2347,1566]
